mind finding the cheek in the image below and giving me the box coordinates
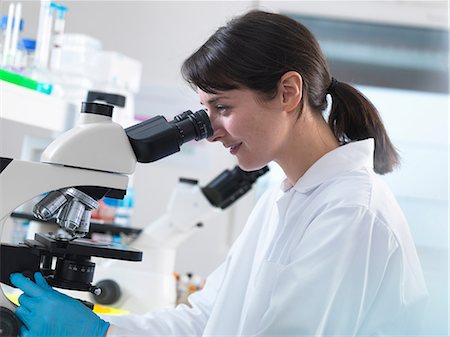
[250,119,287,156]
[231,106,283,145]
[223,118,243,136]
[246,118,276,143]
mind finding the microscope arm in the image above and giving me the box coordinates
[131,180,213,250]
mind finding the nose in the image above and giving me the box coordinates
[207,119,226,142]
[205,111,225,142]
[207,128,224,142]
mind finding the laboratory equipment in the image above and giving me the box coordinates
[0,7,24,70]
[32,1,68,86]
[9,3,21,68]
[92,51,142,127]
[86,165,269,313]
[1,4,15,67]
[0,68,52,95]
[0,101,212,337]
[49,3,68,71]
[20,38,36,74]
[51,33,103,104]
[34,0,52,71]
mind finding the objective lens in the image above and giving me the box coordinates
[77,210,91,235]
[33,190,68,220]
[57,199,85,236]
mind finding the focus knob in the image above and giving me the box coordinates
[81,102,114,117]
[0,307,20,337]
[91,279,122,305]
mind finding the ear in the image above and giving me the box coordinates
[279,71,302,113]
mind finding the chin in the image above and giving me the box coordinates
[237,159,269,172]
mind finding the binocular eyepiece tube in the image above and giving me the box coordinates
[126,109,213,163]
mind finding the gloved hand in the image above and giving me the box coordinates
[10,272,109,337]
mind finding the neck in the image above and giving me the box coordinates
[276,109,339,185]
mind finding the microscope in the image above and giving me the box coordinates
[0,100,213,337]
[82,165,269,313]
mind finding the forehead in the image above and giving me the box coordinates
[198,88,257,105]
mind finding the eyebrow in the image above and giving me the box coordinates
[200,95,230,106]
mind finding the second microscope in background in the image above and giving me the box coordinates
[87,165,269,314]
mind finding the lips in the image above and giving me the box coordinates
[227,143,242,155]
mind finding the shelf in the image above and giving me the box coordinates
[1,80,73,132]
[10,212,142,236]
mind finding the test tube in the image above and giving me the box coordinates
[34,0,52,70]
[1,3,14,66]
[49,3,68,71]
[10,2,22,67]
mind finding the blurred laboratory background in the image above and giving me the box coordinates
[0,0,448,334]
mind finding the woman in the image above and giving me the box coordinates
[11,10,427,337]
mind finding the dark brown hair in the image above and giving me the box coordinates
[181,10,399,174]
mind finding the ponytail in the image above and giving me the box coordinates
[328,81,400,174]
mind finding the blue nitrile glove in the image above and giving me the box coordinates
[10,272,109,337]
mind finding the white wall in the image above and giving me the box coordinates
[259,1,448,29]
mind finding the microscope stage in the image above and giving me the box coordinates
[24,233,143,261]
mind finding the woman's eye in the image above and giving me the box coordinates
[216,105,228,114]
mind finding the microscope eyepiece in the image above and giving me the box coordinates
[126,109,213,163]
[172,110,214,140]
[172,109,214,143]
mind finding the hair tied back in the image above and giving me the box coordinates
[327,77,338,94]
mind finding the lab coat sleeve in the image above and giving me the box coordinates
[102,256,229,337]
[254,205,415,337]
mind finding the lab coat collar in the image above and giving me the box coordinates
[280,138,375,193]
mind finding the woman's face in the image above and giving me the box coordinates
[199,87,290,170]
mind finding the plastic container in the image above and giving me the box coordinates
[95,186,134,227]
[0,16,24,50]
[21,38,36,74]
[0,15,24,69]
[49,3,68,71]
[0,67,52,94]
[114,187,134,227]
[0,16,23,58]
[1,15,24,31]
[51,33,102,104]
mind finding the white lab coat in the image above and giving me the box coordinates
[103,139,428,337]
